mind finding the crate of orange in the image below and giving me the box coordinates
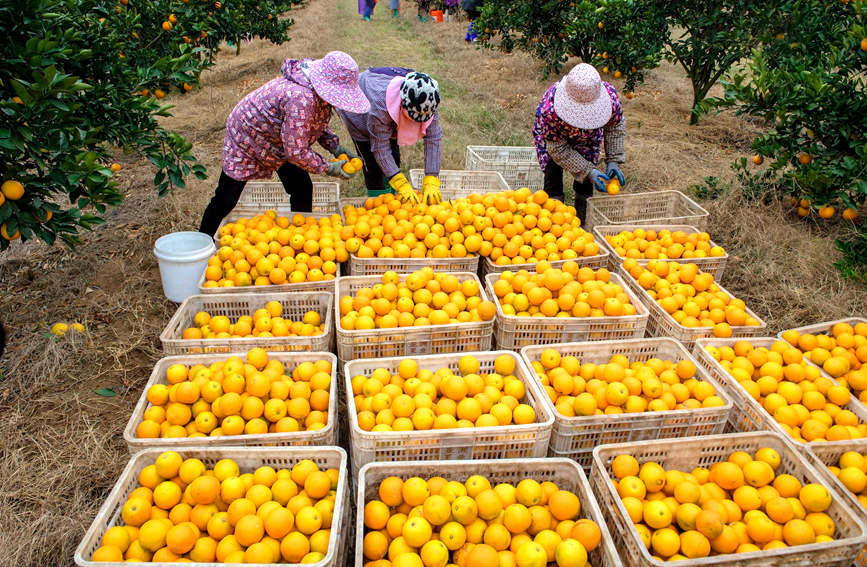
[485,261,649,351]
[200,211,345,294]
[354,457,624,567]
[593,224,729,277]
[335,269,495,364]
[160,292,333,355]
[75,446,350,567]
[589,431,867,567]
[694,337,867,446]
[408,169,510,197]
[227,180,340,217]
[343,350,554,476]
[123,349,338,453]
[584,190,710,230]
[520,337,732,469]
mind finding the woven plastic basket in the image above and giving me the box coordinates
[75,446,349,567]
[479,248,610,278]
[465,145,544,190]
[197,262,339,295]
[342,351,553,476]
[620,268,766,348]
[592,223,728,277]
[123,351,338,453]
[520,337,732,470]
[408,169,509,198]
[335,272,493,363]
[584,190,710,230]
[355,457,624,567]
[590,431,867,567]
[485,271,649,350]
[229,180,340,215]
[694,337,867,444]
[160,292,334,355]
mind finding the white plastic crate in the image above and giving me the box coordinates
[408,169,509,198]
[520,337,732,469]
[335,272,493,363]
[342,351,553,476]
[160,292,333,355]
[197,262,339,295]
[591,432,867,567]
[123,351,338,453]
[479,248,610,278]
[465,145,544,190]
[347,255,480,277]
[485,271,649,350]
[230,180,340,216]
[356,458,624,567]
[75,446,349,567]
[584,190,710,230]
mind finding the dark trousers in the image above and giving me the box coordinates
[353,139,401,193]
[543,161,593,223]
[198,162,312,236]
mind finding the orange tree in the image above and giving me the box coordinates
[0,0,297,249]
[709,0,867,279]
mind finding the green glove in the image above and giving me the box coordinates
[389,173,420,205]
[333,145,358,160]
[422,175,442,205]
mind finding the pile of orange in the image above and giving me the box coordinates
[361,473,602,567]
[338,269,496,330]
[827,451,867,509]
[340,189,603,265]
[623,259,760,337]
[490,261,637,318]
[704,339,867,442]
[90,452,338,563]
[350,354,537,432]
[603,228,725,260]
[781,321,867,402]
[529,348,725,417]
[135,348,331,439]
[181,301,325,340]
[205,211,346,288]
[610,448,840,560]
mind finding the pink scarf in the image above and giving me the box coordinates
[385,76,433,146]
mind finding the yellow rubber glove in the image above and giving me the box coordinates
[421,175,442,205]
[389,173,420,205]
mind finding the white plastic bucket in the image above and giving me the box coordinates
[153,232,216,302]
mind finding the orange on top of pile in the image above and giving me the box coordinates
[338,269,496,330]
[604,227,725,260]
[207,211,346,288]
[609,448,840,561]
[135,349,331,440]
[341,189,602,265]
[704,339,866,442]
[530,348,724,417]
[827,451,867,510]
[624,259,760,337]
[781,321,867,402]
[490,261,637,318]
[181,301,324,340]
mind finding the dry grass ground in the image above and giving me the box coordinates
[0,0,864,564]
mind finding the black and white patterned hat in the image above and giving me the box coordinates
[400,72,440,123]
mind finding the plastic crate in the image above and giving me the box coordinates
[584,190,710,230]
[338,197,369,224]
[160,292,334,355]
[590,431,867,567]
[348,254,480,277]
[75,446,350,567]
[342,351,554,476]
[335,272,493,363]
[355,457,624,567]
[778,317,867,384]
[592,223,728,277]
[485,271,649,350]
[520,337,732,469]
[123,351,338,453]
[620,267,766,349]
[694,337,867,444]
[479,248,610,278]
[408,169,509,198]
[465,145,544,190]
[197,261,340,295]
[229,180,340,215]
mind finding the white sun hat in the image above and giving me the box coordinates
[553,63,613,130]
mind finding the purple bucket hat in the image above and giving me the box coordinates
[308,51,370,114]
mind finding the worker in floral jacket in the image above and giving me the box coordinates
[533,62,626,223]
[199,51,370,236]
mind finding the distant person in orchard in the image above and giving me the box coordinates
[533,62,626,223]
[198,51,370,236]
[462,0,484,43]
[336,68,443,205]
[359,0,376,21]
